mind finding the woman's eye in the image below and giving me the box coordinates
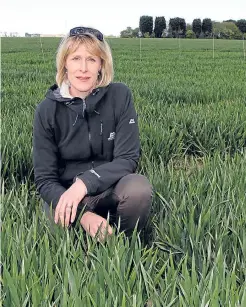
[73,56,80,61]
[88,58,96,62]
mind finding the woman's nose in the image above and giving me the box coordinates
[80,59,87,72]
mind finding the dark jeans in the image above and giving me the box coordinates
[42,174,153,236]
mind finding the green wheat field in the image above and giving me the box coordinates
[1,37,246,306]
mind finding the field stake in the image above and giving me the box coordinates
[39,36,45,64]
[213,33,215,59]
[243,34,245,61]
[179,35,181,57]
[140,36,142,62]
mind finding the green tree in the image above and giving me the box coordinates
[120,27,133,38]
[179,18,186,37]
[236,19,246,34]
[168,18,177,37]
[132,27,139,38]
[139,16,153,36]
[224,19,237,24]
[202,18,213,37]
[186,30,195,38]
[186,23,192,31]
[192,18,202,38]
[213,22,242,39]
[169,17,186,38]
[154,17,166,38]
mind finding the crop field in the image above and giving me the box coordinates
[1,37,246,306]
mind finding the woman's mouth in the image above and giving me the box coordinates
[77,76,90,81]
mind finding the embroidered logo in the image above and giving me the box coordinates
[89,169,101,178]
[108,132,116,141]
[129,118,135,124]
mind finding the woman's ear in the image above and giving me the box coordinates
[99,58,102,71]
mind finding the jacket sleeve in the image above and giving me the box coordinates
[33,105,66,208]
[77,87,140,195]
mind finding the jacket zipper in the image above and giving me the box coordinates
[100,120,104,155]
[83,99,94,169]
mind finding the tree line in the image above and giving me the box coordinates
[120,16,246,40]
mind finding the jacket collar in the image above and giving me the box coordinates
[46,83,110,114]
[59,81,73,99]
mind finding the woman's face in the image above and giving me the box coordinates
[65,44,102,98]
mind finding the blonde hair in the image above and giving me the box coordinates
[56,32,114,87]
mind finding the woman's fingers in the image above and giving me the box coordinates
[58,202,67,227]
[96,222,113,242]
[65,204,73,227]
[82,215,113,240]
[55,198,79,227]
[55,200,69,227]
[54,201,62,224]
[70,204,78,224]
[106,223,113,235]
[80,212,113,242]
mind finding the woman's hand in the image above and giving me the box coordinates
[54,179,87,227]
[80,211,113,242]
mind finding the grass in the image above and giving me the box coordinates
[1,37,246,306]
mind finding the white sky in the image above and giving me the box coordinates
[1,0,245,36]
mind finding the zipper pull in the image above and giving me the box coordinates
[100,120,103,136]
[65,99,74,106]
[82,99,86,118]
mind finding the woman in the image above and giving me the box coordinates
[33,26,152,240]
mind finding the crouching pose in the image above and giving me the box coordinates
[33,26,152,240]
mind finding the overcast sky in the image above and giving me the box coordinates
[1,0,245,36]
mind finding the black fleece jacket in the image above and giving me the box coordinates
[32,82,140,208]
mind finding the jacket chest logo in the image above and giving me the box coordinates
[108,132,116,141]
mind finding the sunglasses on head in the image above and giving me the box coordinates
[69,27,104,41]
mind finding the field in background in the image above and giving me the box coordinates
[2,38,246,306]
